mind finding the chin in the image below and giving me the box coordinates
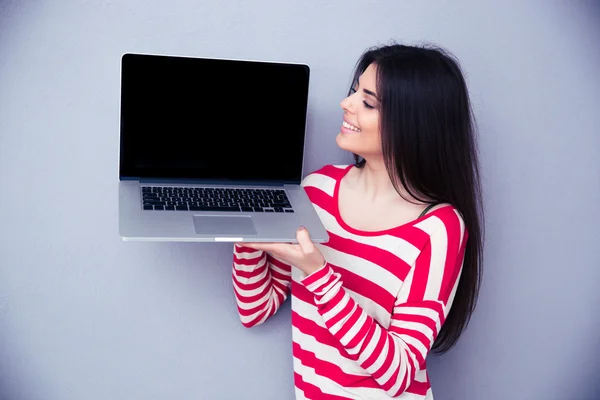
[335,132,350,151]
[335,132,360,153]
[335,134,381,161]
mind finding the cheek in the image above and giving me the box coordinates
[358,112,379,136]
[364,114,381,150]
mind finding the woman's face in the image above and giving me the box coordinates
[336,63,382,158]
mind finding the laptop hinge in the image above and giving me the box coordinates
[129,177,292,186]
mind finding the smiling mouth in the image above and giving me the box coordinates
[342,120,361,132]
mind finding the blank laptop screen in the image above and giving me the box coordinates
[119,53,309,184]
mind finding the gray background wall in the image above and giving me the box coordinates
[1,1,599,399]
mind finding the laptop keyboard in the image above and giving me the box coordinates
[141,186,294,213]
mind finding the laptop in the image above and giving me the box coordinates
[118,53,329,243]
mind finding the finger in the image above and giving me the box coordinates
[248,243,291,258]
[240,242,271,252]
[296,226,315,253]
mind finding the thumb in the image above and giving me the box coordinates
[296,226,315,252]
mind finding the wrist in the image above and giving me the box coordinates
[306,261,327,276]
[302,260,328,280]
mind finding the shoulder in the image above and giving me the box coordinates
[413,203,466,239]
[413,204,467,250]
[301,164,351,192]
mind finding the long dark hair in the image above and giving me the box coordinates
[349,42,484,354]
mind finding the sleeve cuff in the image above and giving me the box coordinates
[300,262,338,292]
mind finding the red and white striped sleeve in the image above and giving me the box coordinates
[300,211,467,397]
[232,244,293,327]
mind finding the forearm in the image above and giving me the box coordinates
[232,244,291,327]
[301,264,420,396]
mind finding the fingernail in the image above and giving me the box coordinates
[299,225,306,231]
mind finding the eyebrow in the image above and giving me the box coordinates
[363,88,379,100]
[356,78,379,100]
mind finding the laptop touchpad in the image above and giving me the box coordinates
[193,215,257,236]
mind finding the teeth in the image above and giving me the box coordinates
[343,121,361,132]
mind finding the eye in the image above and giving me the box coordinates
[350,87,357,94]
[363,101,375,109]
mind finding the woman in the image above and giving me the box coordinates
[231,42,484,400]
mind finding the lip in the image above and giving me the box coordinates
[341,119,361,133]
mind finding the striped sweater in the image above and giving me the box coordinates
[232,164,468,399]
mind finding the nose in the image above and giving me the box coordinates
[340,92,355,113]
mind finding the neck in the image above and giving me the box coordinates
[356,157,401,202]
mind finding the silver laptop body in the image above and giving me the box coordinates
[118,53,329,243]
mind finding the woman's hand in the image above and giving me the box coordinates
[239,226,326,276]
